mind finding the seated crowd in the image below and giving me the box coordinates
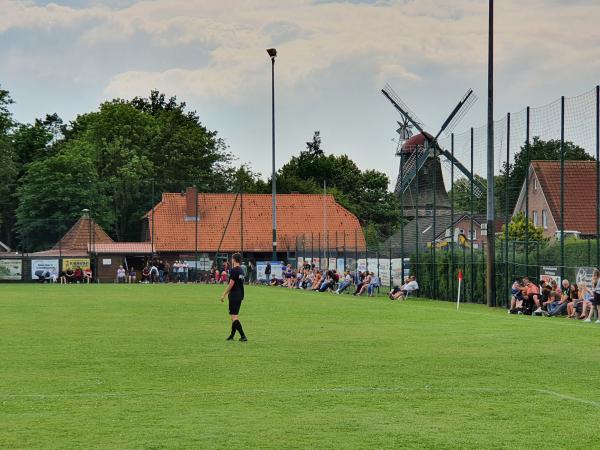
[259,261,418,299]
[509,269,600,321]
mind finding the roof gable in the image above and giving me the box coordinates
[53,216,113,252]
[531,160,598,234]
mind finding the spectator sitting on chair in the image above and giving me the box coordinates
[336,272,354,294]
[367,274,380,297]
[580,284,595,319]
[83,267,92,284]
[398,276,419,300]
[73,266,84,284]
[356,272,373,296]
[117,265,126,283]
[352,271,367,296]
[389,285,403,300]
[128,267,137,284]
[524,277,543,313]
[567,283,581,318]
[509,279,525,312]
[141,266,151,283]
[584,269,600,323]
[59,270,67,284]
[547,280,572,316]
[65,268,75,284]
[318,272,335,292]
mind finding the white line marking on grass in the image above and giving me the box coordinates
[536,389,600,409]
[0,386,524,400]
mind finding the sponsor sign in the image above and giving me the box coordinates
[367,258,378,273]
[378,259,390,286]
[185,258,213,271]
[31,259,59,280]
[328,258,337,270]
[62,258,91,271]
[256,261,284,281]
[540,266,560,286]
[102,258,112,266]
[357,258,367,273]
[575,267,595,291]
[336,258,345,274]
[0,259,22,281]
[391,258,410,286]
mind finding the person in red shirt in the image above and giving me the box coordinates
[74,267,84,284]
[523,277,542,312]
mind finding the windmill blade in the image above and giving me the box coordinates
[396,118,413,141]
[382,84,426,135]
[434,89,478,140]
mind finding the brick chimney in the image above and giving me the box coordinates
[185,186,199,221]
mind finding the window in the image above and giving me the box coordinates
[469,229,477,241]
[533,178,538,191]
[542,209,548,229]
[533,210,538,226]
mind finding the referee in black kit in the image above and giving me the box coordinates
[220,253,247,342]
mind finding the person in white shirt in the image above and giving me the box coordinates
[335,272,354,294]
[399,276,419,299]
[116,265,126,283]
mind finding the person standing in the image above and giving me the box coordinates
[220,253,248,341]
[265,261,271,285]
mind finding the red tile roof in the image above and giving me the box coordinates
[91,243,153,254]
[52,216,113,251]
[147,193,365,252]
[532,160,598,235]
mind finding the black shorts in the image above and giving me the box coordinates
[228,295,243,315]
[592,292,600,306]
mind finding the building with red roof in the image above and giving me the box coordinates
[513,160,599,240]
[145,187,365,257]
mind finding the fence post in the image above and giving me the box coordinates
[355,229,358,277]
[596,85,600,268]
[432,138,437,300]
[560,96,565,281]
[505,113,510,307]
[415,144,420,283]
[525,106,530,277]
[470,127,474,302]
[450,133,455,301]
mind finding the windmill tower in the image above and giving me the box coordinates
[382,85,484,219]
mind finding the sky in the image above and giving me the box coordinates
[1,0,600,187]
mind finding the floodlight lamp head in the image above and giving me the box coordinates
[266,48,277,59]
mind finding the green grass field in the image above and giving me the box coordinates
[1,284,599,449]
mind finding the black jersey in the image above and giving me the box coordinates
[229,266,245,300]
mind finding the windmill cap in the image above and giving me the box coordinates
[401,132,434,154]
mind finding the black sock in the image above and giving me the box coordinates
[235,320,246,338]
[229,321,237,338]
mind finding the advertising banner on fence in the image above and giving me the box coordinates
[31,259,59,280]
[62,258,90,271]
[357,258,367,273]
[297,257,304,269]
[328,258,337,270]
[336,258,345,274]
[540,266,560,286]
[256,262,283,281]
[313,258,321,269]
[576,267,595,290]
[378,259,390,286]
[0,259,22,281]
[391,258,410,286]
[367,258,378,273]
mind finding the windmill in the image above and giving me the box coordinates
[382,84,484,217]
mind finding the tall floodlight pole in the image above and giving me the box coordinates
[486,0,495,307]
[267,48,278,261]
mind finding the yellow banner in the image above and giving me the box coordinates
[62,258,91,271]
